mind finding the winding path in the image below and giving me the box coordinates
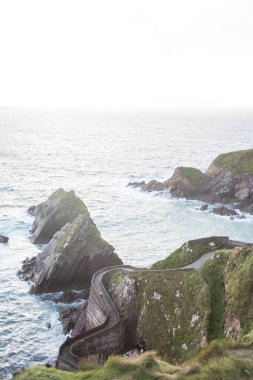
[56,238,249,371]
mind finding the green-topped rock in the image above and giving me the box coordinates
[29,188,89,244]
[208,148,253,176]
[25,213,122,293]
[128,148,253,213]
[20,190,122,293]
[151,237,229,270]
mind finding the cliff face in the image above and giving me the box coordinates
[107,270,211,362]
[128,149,253,213]
[19,189,122,293]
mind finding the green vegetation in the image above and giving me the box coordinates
[55,215,83,253]
[212,148,253,176]
[224,247,253,335]
[49,188,74,201]
[129,270,210,361]
[107,271,126,297]
[14,352,178,380]
[201,250,229,340]
[14,347,253,380]
[151,238,228,270]
[15,243,253,379]
[178,167,205,187]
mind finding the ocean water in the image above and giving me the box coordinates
[1,108,253,378]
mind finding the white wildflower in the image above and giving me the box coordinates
[153,292,162,300]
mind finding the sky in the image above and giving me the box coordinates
[0,0,253,110]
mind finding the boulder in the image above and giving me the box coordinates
[29,188,89,244]
[21,213,122,293]
[0,235,9,244]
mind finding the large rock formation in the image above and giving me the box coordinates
[128,149,253,214]
[20,189,122,293]
[29,188,89,244]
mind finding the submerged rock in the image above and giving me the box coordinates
[29,188,89,244]
[0,234,9,244]
[21,212,122,293]
[212,206,238,217]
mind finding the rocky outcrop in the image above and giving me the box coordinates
[29,188,89,244]
[107,270,210,362]
[59,302,87,336]
[0,234,9,243]
[197,204,245,219]
[19,189,123,293]
[128,149,253,214]
[20,213,122,293]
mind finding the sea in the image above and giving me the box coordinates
[0,108,253,378]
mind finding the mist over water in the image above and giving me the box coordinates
[1,109,253,378]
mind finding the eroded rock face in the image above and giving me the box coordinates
[108,274,138,348]
[107,270,210,362]
[59,302,87,336]
[21,213,122,293]
[29,188,89,244]
[128,149,253,214]
[224,314,241,340]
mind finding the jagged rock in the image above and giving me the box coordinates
[58,302,87,336]
[0,235,9,244]
[128,149,253,214]
[212,206,238,217]
[42,289,90,303]
[199,204,209,211]
[20,213,122,293]
[29,188,89,244]
[127,181,145,188]
[17,257,36,281]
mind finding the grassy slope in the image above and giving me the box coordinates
[15,346,253,380]
[212,148,253,176]
[131,271,210,362]
[151,239,227,270]
[200,250,228,340]
[178,167,205,187]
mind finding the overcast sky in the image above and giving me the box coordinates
[0,0,253,110]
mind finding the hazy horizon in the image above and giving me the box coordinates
[1,0,253,110]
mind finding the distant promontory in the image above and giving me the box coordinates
[128,148,253,214]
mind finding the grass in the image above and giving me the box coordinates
[130,270,210,362]
[212,148,253,176]
[201,250,229,340]
[14,347,253,380]
[177,167,205,187]
[14,352,178,380]
[151,239,228,270]
[224,247,253,335]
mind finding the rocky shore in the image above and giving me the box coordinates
[128,148,253,214]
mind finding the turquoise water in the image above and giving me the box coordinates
[0,108,253,378]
